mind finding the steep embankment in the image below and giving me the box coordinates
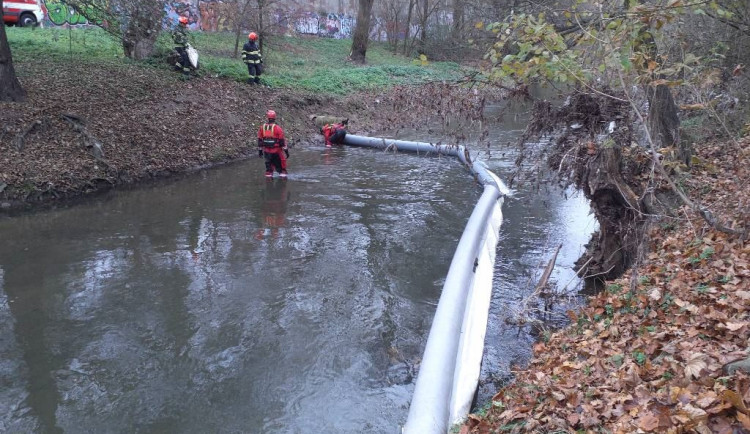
[462,137,749,432]
[0,59,401,210]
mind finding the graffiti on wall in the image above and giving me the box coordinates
[43,0,101,26]
[165,0,201,30]
[197,0,235,32]
[292,12,354,39]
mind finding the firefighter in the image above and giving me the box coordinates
[321,119,348,147]
[172,16,192,74]
[257,110,288,178]
[242,32,263,85]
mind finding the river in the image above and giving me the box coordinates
[0,104,595,433]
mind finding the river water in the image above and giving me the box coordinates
[0,104,595,433]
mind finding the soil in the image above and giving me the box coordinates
[0,60,488,212]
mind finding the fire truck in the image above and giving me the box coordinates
[3,0,46,27]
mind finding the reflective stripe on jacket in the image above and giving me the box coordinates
[242,41,262,64]
[258,123,285,148]
[172,28,188,47]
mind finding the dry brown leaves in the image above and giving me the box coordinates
[465,139,750,433]
[0,60,424,207]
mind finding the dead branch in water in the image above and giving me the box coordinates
[535,244,562,294]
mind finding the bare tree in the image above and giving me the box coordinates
[350,0,375,63]
[65,0,166,60]
[0,0,26,102]
[378,0,406,53]
[416,0,440,55]
[244,0,286,56]
[232,0,255,58]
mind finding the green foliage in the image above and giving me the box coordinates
[606,283,622,294]
[480,1,734,93]
[7,28,465,95]
[695,283,709,294]
[699,247,715,260]
[632,350,647,366]
[610,354,624,367]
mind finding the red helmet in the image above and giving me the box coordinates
[266,110,276,120]
[178,16,188,25]
[248,32,258,41]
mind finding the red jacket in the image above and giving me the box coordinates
[321,123,345,147]
[257,122,286,153]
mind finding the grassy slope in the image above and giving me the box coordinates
[7,27,466,94]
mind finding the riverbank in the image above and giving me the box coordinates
[462,139,749,432]
[1,29,482,212]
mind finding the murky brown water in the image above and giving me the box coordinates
[0,100,594,433]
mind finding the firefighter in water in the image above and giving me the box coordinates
[254,180,289,241]
[242,32,263,85]
[257,110,288,178]
[321,119,348,147]
[172,16,192,74]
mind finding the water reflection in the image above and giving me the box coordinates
[255,180,289,241]
[0,148,477,433]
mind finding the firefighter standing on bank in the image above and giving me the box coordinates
[258,110,288,178]
[242,32,262,85]
[172,16,191,74]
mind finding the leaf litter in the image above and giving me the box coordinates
[463,139,749,433]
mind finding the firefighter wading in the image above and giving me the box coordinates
[242,32,262,84]
[257,110,288,178]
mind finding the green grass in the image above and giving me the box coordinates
[7,27,467,94]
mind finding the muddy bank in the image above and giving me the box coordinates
[1,59,489,212]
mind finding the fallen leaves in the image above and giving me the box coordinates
[464,137,750,432]
[685,353,709,379]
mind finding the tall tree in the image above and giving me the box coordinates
[350,0,375,63]
[0,0,26,102]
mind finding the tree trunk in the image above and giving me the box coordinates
[647,84,687,163]
[120,2,163,60]
[350,0,374,64]
[451,0,464,40]
[122,36,158,60]
[258,0,265,55]
[0,0,27,102]
[635,28,688,164]
[403,0,415,55]
[234,2,246,59]
[418,0,428,55]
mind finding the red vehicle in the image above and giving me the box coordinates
[3,0,45,27]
